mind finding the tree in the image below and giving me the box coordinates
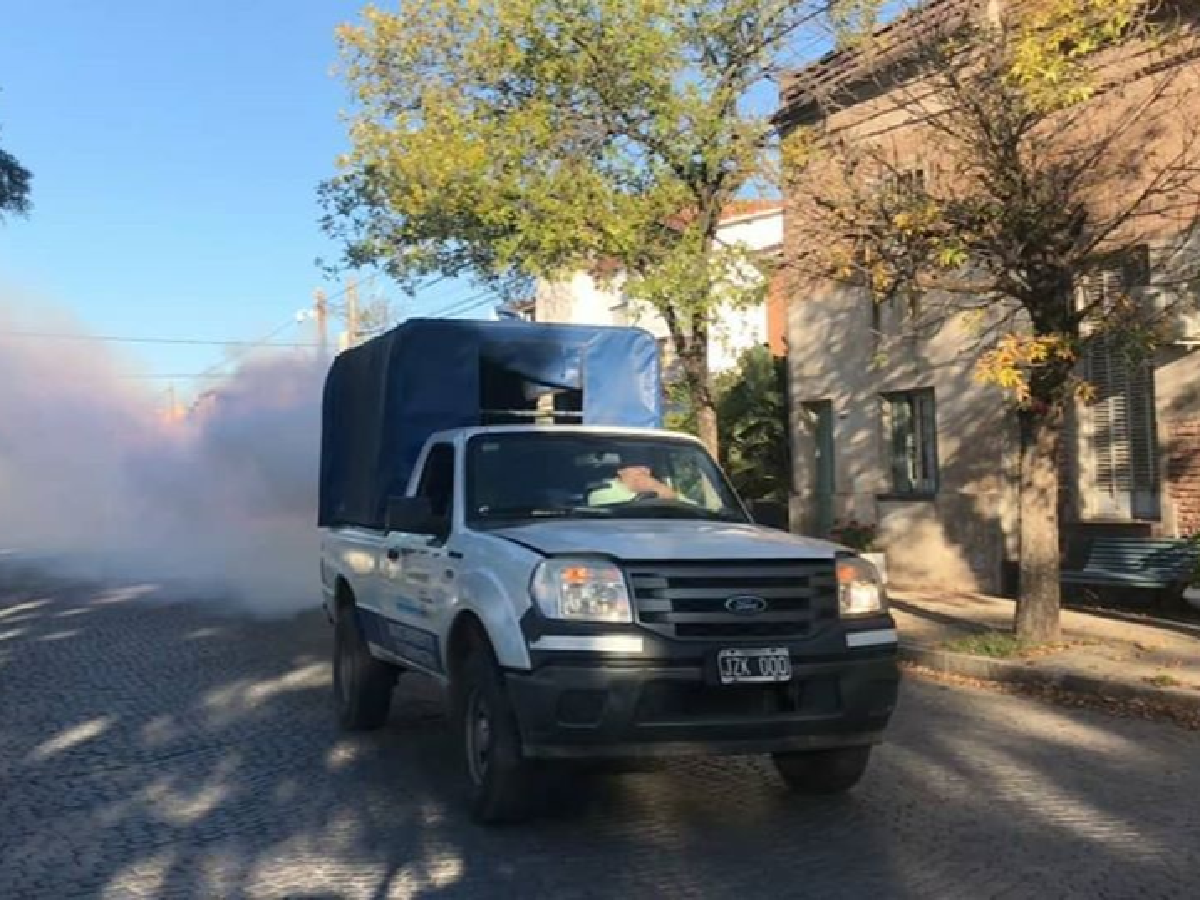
[716,345,791,504]
[785,0,1200,641]
[1,109,32,217]
[321,0,890,454]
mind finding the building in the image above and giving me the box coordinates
[495,297,536,321]
[777,0,1200,594]
[532,201,788,373]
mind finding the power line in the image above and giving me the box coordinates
[185,316,312,388]
[0,330,318,348]
[118,373,232,379]
[425,286,504,318]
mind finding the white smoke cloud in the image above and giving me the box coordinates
[0,299,325,615]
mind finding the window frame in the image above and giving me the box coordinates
[1071,248,1161,523]
[879,388,940,500]
[462,431,749,527]
[1074,336,1161,522]
[414,442,457,535]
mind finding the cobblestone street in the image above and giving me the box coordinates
[2,581,1198,900]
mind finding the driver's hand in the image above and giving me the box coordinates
[620,468,657,494]
[621,467,676,499]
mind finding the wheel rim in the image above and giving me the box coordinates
[465,688,493,786]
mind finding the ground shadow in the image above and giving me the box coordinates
[2,568,1197,898]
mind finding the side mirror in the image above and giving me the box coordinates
[748,500,788,531]
[385,496,438,535]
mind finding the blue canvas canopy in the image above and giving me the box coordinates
[318,317,662,528]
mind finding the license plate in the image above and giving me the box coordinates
[716,647,792,685]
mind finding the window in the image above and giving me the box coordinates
[891,168,927,195]
[1077,336,1160,520]
[1075,246,1150,317]
[416,444,456,522]
[465,433,745,525]
[882,389,939,496]
[1073,249,1160,521]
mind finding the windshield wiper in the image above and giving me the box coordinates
[603,500,745,522]
[476,505,612,520]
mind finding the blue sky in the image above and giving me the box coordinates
[0,0,485,398]
[0,1,905,402]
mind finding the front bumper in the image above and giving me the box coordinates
[504,648,899,760]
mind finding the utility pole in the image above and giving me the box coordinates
[346,276,360,349]
[314,288,329,361]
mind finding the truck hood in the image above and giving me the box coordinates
[488,519,845,561]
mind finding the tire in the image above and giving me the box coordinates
[454,641,537,825]
[772,746,872,795]
[333,606,396,731]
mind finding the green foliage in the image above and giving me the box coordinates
[1184,532,1200,587]
[942,631,1030,659]
[713,345,790,504]
[828,519,878,551]
[663,376,699,437]
[323,0,888,449]
[0,117,32,217]
[1144,673,1184,688]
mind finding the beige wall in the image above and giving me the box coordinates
[787,280,1017,593]
[782,3,1200,589]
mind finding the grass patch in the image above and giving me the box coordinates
[943,630,1030,658]
[1144,674,1185,688]
[942,630,1084,659]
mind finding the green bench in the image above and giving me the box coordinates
[1060,537,1199,596]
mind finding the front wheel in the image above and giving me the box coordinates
[772,746,872,795]
[333,607,397,731]
[455,644,537,825]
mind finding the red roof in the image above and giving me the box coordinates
[719,199,783,221]
[583,200,781,276]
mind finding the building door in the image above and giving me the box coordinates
[802,401,835,535]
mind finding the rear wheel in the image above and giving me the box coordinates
[333,606,396,731]
[772,746,872,795]
[454,641,537,825]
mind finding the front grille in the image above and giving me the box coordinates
[625,560,837,641]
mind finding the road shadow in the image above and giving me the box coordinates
[2,570,1197,898]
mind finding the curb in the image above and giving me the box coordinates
[899,641,1200,718]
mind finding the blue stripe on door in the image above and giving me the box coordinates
[357,607,443,673]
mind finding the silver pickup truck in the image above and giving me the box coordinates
[318,319,900,824]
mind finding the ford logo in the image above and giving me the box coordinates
[725,595,769,615]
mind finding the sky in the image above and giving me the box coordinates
[0,1,909,404]
[0,0,487,401]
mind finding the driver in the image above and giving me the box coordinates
[587,448,678,505]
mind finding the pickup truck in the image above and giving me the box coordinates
[318,318,899,824]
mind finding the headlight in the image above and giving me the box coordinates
[530,558,633,623]
[836,557,886,617]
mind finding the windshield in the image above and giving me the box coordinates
[466,432,747,525]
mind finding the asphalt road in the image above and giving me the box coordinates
[2,579,1198,900]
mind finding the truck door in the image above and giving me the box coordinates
[379,442,458,675]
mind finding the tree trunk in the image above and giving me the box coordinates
[679,331,719,457]
[696,400,719,457]
[1015,406,1064,644]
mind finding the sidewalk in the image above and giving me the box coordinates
[889,590,1200,725]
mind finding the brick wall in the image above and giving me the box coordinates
[1167,419,1200,536]
[766,270,787,357]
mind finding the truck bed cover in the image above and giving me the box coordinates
[318,317,661,528]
